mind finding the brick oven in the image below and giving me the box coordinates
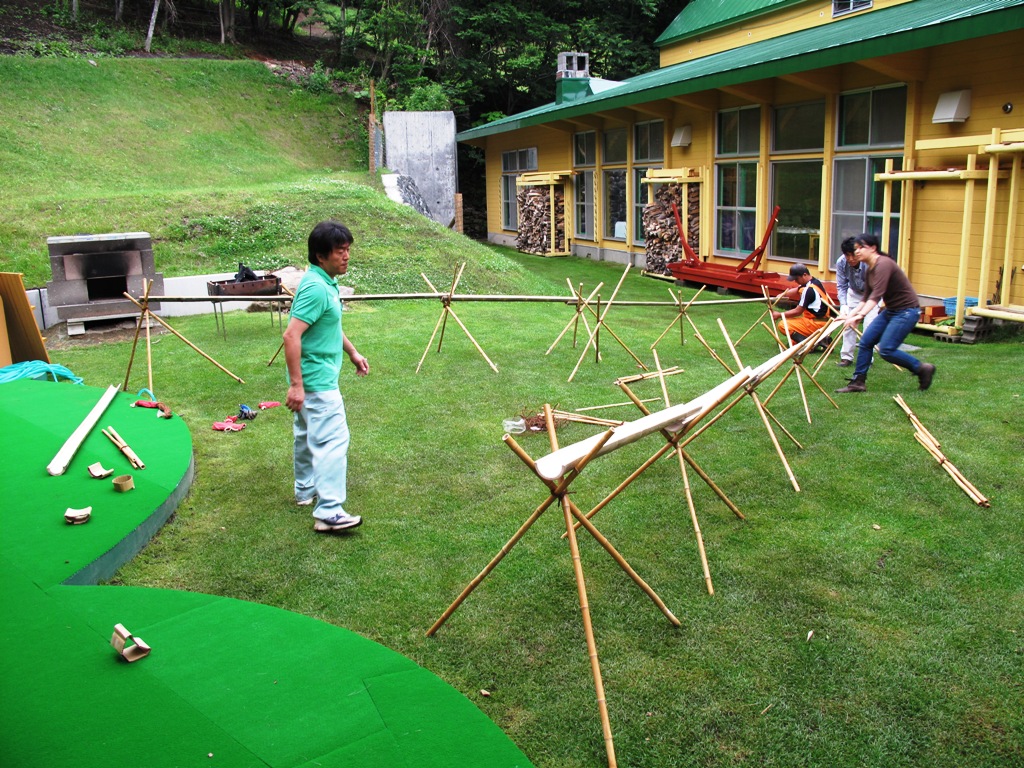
[45,232,165,335]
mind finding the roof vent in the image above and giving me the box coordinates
[557,52,590,80]
[932,89,971,124]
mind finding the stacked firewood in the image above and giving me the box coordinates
[516,185,566,254]
[643,183,701,274]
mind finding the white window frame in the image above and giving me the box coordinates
[833,0,871,17]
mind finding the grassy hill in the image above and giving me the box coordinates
[0,56,546,297]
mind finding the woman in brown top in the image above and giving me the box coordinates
[836,233,936,393]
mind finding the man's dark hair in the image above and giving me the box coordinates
[308,220,354,265]
[840,237,856,255]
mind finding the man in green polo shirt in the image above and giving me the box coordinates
[284,221,369,533]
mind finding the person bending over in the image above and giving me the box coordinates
[836,232,935,394]
[770,263,834,351]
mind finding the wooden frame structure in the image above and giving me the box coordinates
[875,126,1024,330]
[515,170,574,257]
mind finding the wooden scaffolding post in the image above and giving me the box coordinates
[427,399,708,768]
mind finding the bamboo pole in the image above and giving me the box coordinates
[568,265,634,382]
[544,408,618,768]
[893,395,989,507]
[122,300,147,392]
[122,293,244,383]
[547,281,603,354]
[654,349,714,594]
[143,279,154,395]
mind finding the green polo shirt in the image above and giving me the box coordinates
[289,265,343,392]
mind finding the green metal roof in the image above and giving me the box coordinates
[458,0,1024,142]
[656,0,807,47]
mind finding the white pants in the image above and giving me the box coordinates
[293,389,350,521]
[841,293,878,362]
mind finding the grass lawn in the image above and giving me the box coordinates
[48,252,1024,768]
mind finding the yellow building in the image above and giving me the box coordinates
[458,0,1024,330]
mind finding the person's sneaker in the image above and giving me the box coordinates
[835,376,867,393]
[296,496,316,507]
[313,513,362,533]
[836,358,852,368]
[917,362,936,391]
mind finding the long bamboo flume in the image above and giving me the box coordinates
[893,395,990,507]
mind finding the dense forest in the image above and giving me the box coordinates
[7,0,688,126]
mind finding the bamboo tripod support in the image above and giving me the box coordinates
[894,395,990,507]
[760,318,843,422]
[123,285,245,390]
[650,285,706,350]
[567,265,648,382]
[546,279,604,355]
[417,264,499,373]
[427,404,707,768]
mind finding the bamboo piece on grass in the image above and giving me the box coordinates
[46,384,120,476]
[550,410,625,428]
[122,293,244,384]
[894,395,989,507]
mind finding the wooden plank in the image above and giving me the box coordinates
[0,273,49,366]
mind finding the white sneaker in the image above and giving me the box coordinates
[296,496,316,507]
[313,513,362,533]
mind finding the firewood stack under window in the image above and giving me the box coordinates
[643,183,700,274]
[516,185,566,254]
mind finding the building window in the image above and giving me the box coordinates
[838,85,907,148]
[575,171,594,240]
[716,162,757,255]
[633,167,660,243]
[773,101,825,152]
[831,155,902,267]
[603,128,628,164]
[717,106,760,156]
[574,131,596,167]
[634,121,664,163]
[833,0,871,16]
[604,169,628,240]
[771,160,823,262]
[500,148,537,231]
[716,106,759,255]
